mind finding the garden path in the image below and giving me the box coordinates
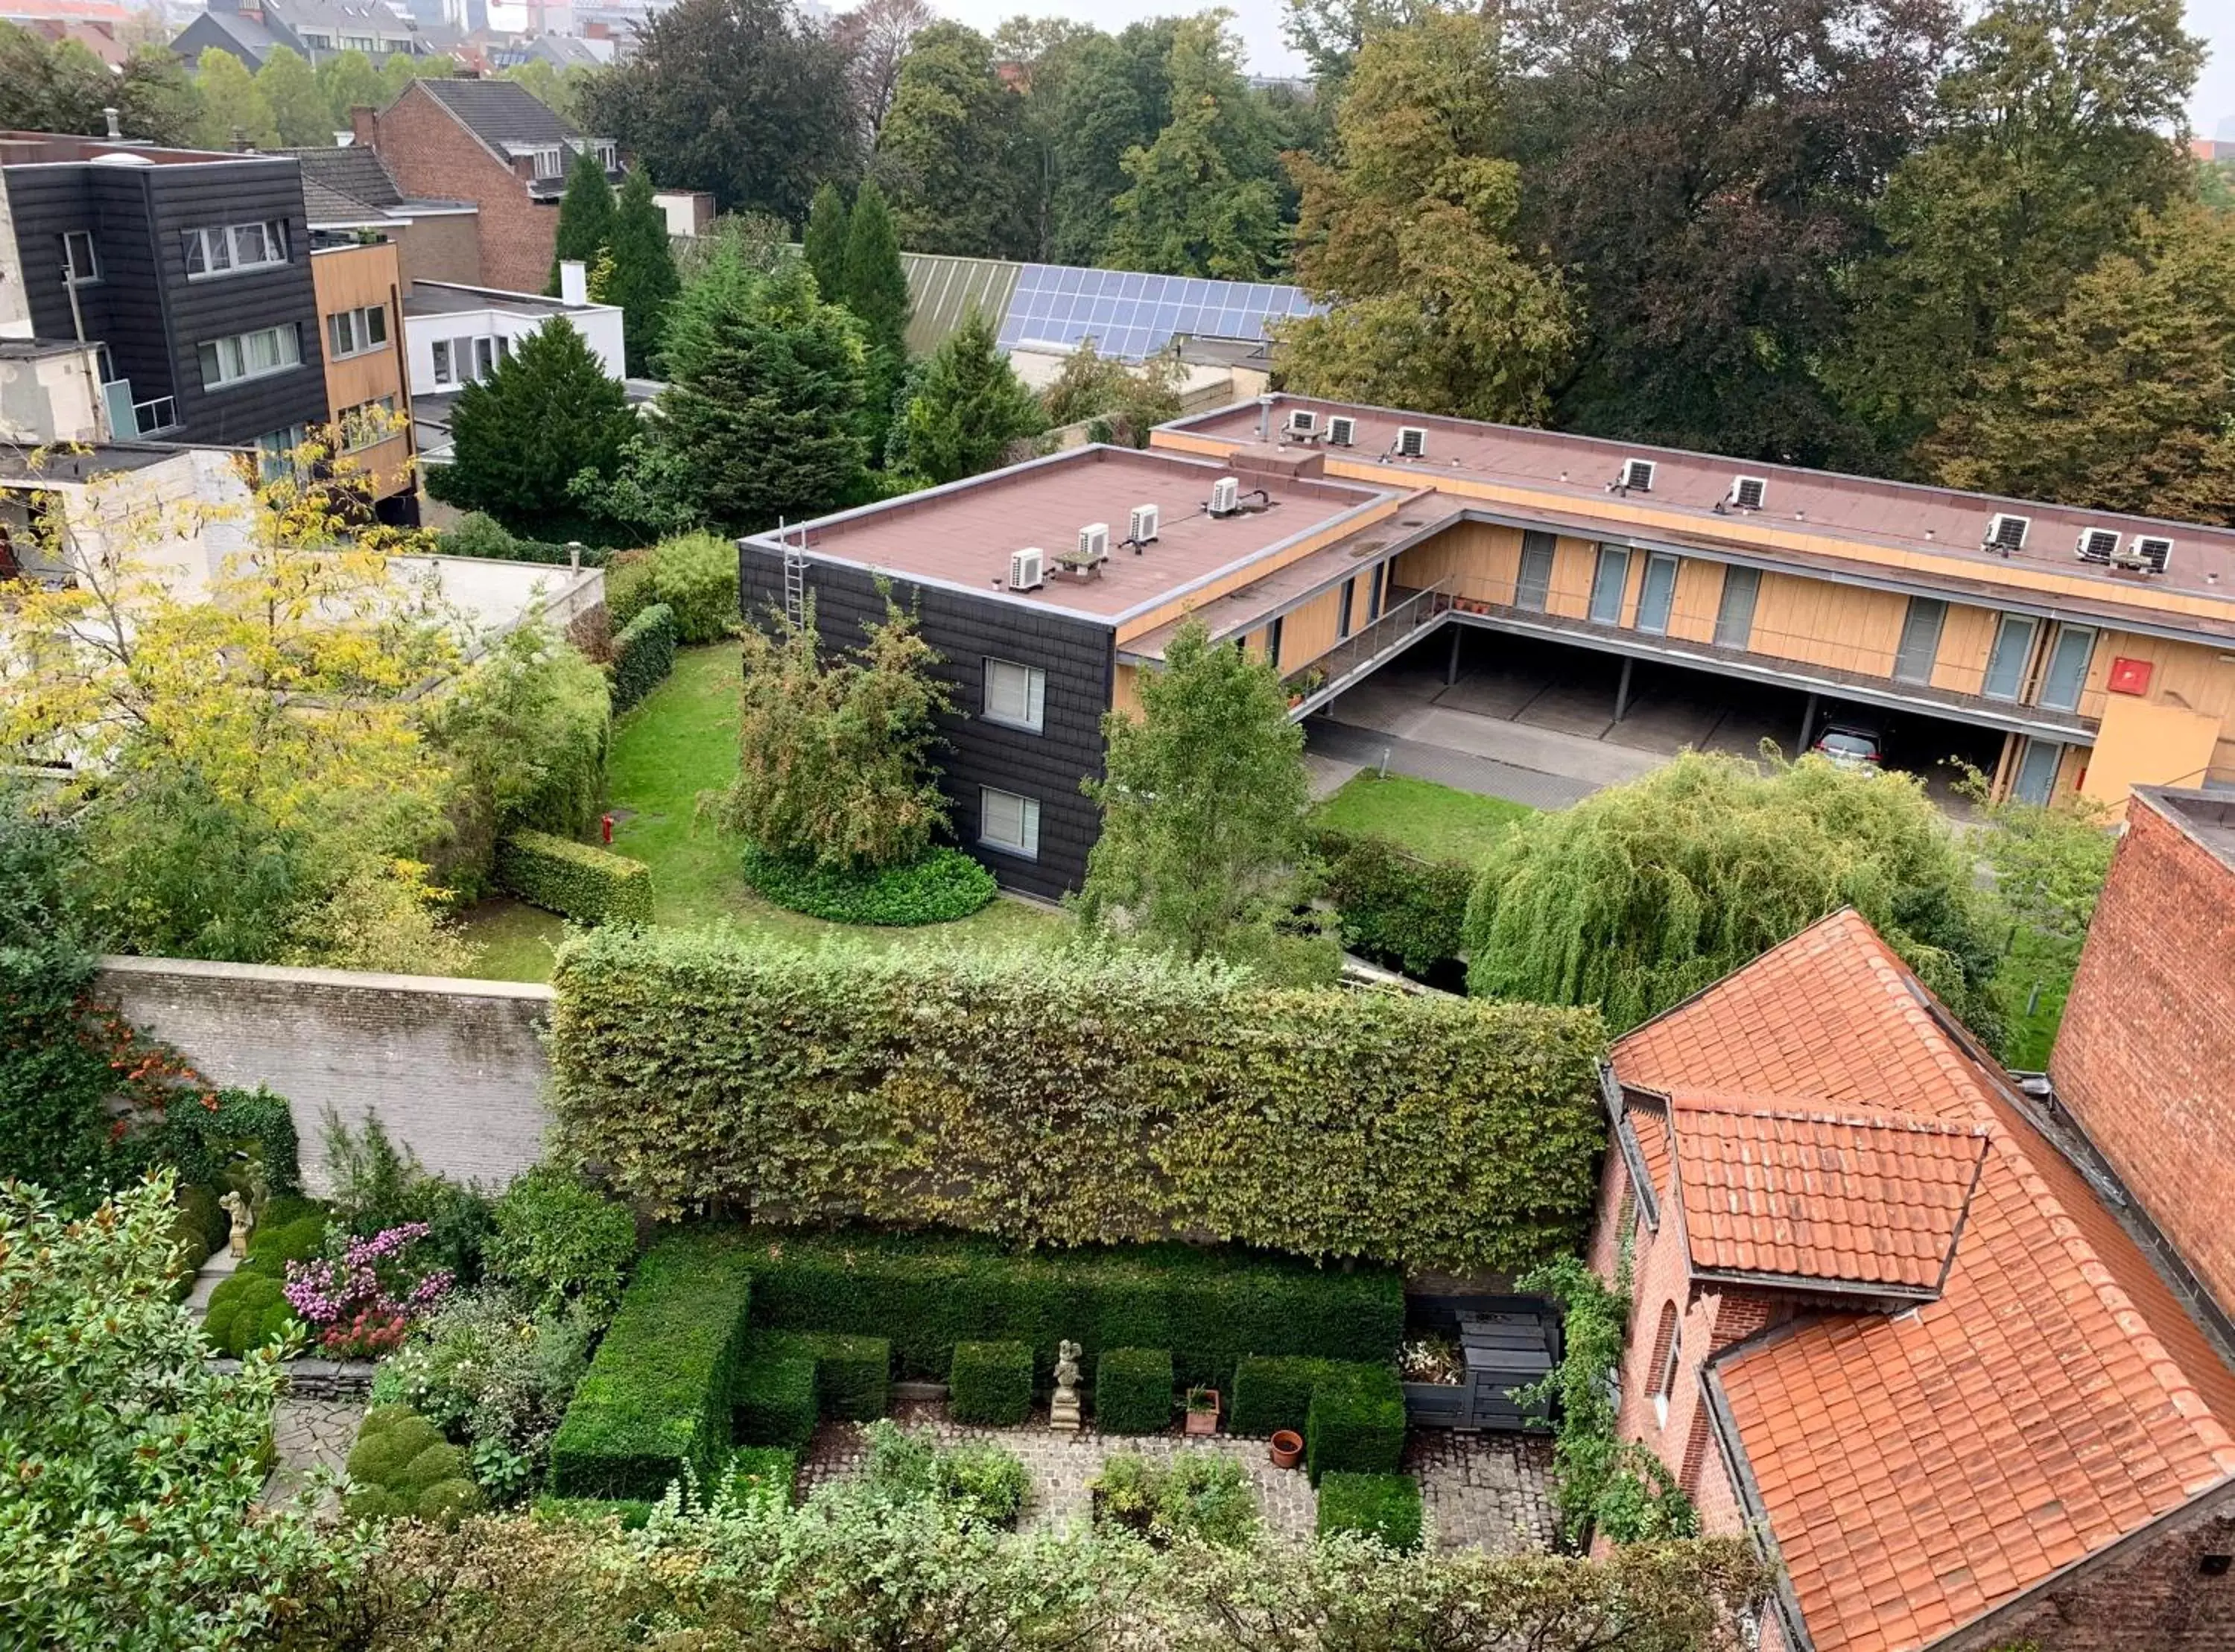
[262,1397,363,1513]
[796,1401,1556,1553]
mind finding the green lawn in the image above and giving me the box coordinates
[1988,925,2078,1071]
[458,641,1065,982]
[1312,772,1533,862]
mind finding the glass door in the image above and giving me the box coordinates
[2038,625,2095,711]
[1984,614,2039,702]
[2012,738,2061,804]
[1588,545,1631,626]
[1635,553,1678,635]
[1515,531,1556,611]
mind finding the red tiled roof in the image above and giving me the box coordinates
[1613,909,2235,1652]
[1661,1090,1987,1294]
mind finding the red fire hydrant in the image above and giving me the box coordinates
[601,813,615,845]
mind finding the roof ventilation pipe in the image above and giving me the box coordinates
[1256,394,1272,441]
[102,107,121,141]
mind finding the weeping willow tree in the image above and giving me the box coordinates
[1463,751,2001,1041]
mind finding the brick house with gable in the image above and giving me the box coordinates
[348,79,619,294]
[1589,906,2235,1651]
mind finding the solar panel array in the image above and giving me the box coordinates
[997,264,1319,361]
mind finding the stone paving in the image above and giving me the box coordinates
[261,1397,364,1511]
[797,1400,1556,1552]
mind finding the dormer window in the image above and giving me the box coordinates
[531,146,565,178]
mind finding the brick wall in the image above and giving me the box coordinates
[2051,793,2235,1320]
[98,955,553,1195]
[390,210,482,286]
[1944,1480,2235,1651]
[358,84,554,293]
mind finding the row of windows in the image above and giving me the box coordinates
[977,656,1049,858]
[197,322,301,390]
[184,220,290,280]
[328,303,389,360]
[337,395,401,453]
[431,333,510,387]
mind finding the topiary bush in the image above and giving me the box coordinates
[740,1231,1402,1395]
[791,1331,890,1421]
[1305,1364,1406,1484]
[732,1344,818,1449]
[737,843,996,925]
[1230,1356,1340,1439]
[344,1406,489,1525]
[609,602,677,714]
[549,930,1607,1272]
[486,1166,637,1322]
[1094,1347,1174,1435]
[949,1340,1032,1426]
[497,830,653,925]
[168,1183,229,1298]
[546,1228,754,1500]
[203,1272,301,1356]
[1317,1471,1424,1551]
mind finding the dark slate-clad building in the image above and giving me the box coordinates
[738,444,1404,899]
[0,135,328,464]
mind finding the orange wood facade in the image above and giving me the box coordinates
[309,242,413,503]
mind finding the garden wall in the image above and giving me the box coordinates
[96,956,553,1195]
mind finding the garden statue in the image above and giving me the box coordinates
[1050,1338,1082,1432]
[219,1189,254,1259]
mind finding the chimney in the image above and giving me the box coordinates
[559,260,588,305]
[102,106,121,140]
[349,105,376,147]
[232,126,253,153]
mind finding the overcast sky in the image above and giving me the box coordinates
[847,0,2235,138]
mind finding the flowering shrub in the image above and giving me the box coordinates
[284,1222,453,1356]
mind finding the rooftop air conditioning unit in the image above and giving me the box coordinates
[1209,476,1241,516]
[1009,547,1044,591]
[2115,536,2173,574]
[1129,503,1161,544]
[1729,475,1766,511]
[2076,527,2120,564]
[1396,425,1428,460]
[1077,521,1110,562]
[1285,408,1318,438]
[1619,458,1655,492]
[1327,415,1357,447]
[1985,513,2030,553]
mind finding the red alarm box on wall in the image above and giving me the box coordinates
[2107,656,2154,696]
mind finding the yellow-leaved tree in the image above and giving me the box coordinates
[0,428,473,973]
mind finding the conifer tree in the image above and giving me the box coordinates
[890,305,1044,483]
[604,169,682,376]
[840,177,910,358]
[802,180,851,302]
[548,147,617,294]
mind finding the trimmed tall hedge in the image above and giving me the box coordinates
[609,602,677,715]
[1095,1347,1175,1435]
[738,1230,1402,1392]
[951,1341,1033,1426]
[1230,1356,1341,1439]
[548,1228,753,1499]
[1312,827,1474,978]
[741,1329,890,1423]
[549,930,1605,1272]
[498,830,654,925]
[1318,1472,1423,1551]
[732,1344,817,1449]
[1306,1363,1407,1484]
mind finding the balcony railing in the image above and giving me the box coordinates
[1284,579,1451,720]
[100,380,180,439]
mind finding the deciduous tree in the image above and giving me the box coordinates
[1041,23,1176,264]
[834,0,933,141]
[115,45,203,145]
[579,0,858,225]
[256,45,330,146]
[1078,618,1333,980]
[190,48,279,150]
[874,21,1036,257]
[0,26,116,136]
[426,319,638,543]
[605,168,682,376]
[317,46,383,130]
[889,305,1045,483]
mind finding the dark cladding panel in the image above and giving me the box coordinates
[739,544,1114,900]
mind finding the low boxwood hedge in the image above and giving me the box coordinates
[741,1231,1403,1394]
[547,1229,753,1500]
[1317,1471,1423,1551]
[793,1331,890,1420]
[203,1273,299,1356]
[738,844,997,926]
[950,1340,1033,1426]
[1094,1347,1174,1435]
[1230,1356,1341,1439]
[344,1406,485,1525]
[731,1340,820,1448]
[609,602,677,715]
[497,830,653,925]
[1305,1363,1407,1484]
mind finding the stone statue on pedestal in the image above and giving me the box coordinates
[219,1189,254,1259]
[1050,1338,1082,1432]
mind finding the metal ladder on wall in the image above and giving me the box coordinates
[779,518,807,626]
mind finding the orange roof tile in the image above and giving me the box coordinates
[1663,1091,1988,1294]
[1613,909,2235,1652]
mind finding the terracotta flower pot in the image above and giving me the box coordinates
[1184,1388,1221,1436]
[1269,1429,1304,1470]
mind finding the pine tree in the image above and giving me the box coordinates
[548,147,616,293]
[840,177,910,358]
[604,169,682,376]
[422,319,637,543]
[256,46,331,147]
[802,180,851,302]
[190,49,279,150]
[890,305,1044,483]
[651,258,869,533]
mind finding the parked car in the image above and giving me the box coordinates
[1810,719,1884,771]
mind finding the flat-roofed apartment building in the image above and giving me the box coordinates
[742,398,2235,895]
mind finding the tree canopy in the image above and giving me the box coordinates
[889,305,1047,484]
[190,48,279,150]
[256,45,330,147]
[605,168,682,377]
[874,22,1039,258]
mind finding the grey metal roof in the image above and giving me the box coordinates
[416,77,581,149]
[898,252,1020,358]
[281,144,405,209]
[174,10,280,66]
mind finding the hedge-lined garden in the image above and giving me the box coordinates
[608,603,678,715]
[496,830,655,925]
[548,929,1607,1273]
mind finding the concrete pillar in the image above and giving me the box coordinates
[1614,656,1635,723]
[1799,691,1819,755]
[1445,623,1462,686]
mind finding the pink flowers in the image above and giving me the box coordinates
[283,1222,451,1358]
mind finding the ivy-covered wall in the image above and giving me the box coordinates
[548,930,1608,1273]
